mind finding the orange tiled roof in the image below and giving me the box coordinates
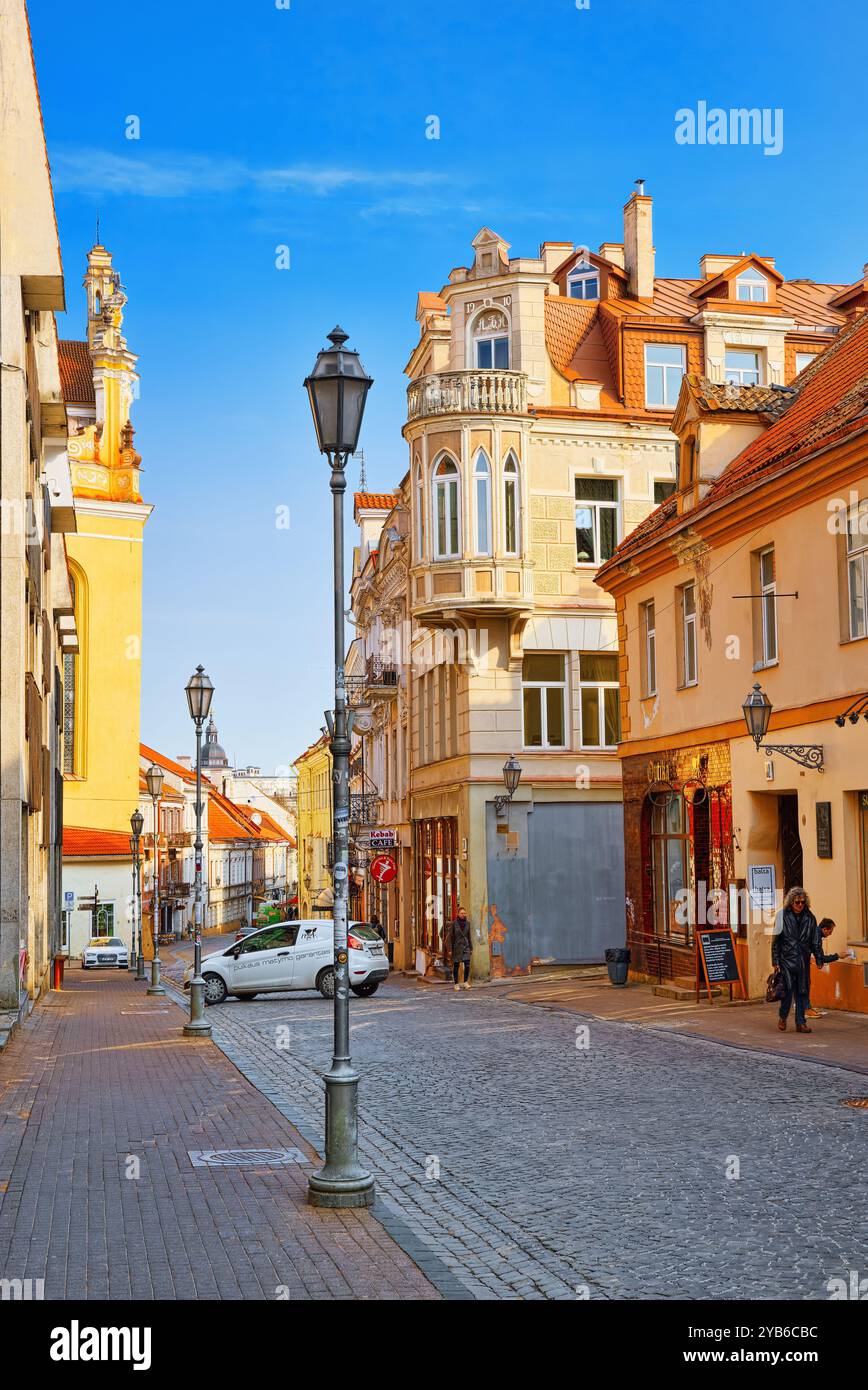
[140,743,198,785]
[59,340,94,406]
[682,376,797,416]
[600,311,868,573]
[354,492,397,512]
[63,826,130,858]
[417,291,449,315]
[237,806,295,845]
[544,297,599,379]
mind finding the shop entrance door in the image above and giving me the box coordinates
[778,794,803,894]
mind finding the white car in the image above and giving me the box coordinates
[81,936,129,969]
[187,919,389,1005]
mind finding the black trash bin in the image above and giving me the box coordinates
[604,946,630,987]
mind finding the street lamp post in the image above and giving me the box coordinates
[130,809,144,976]
[184,664,214,1037]
[304,325,374,1208]
[145,763,166,996]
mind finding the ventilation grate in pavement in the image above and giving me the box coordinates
[188,1147,310,1168]
[839,1097,868,1109]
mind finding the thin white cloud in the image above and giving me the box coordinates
[51,147,449,200]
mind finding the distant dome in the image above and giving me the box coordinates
[202,716,229,769]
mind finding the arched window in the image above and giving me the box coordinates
[473,450,491,555]
[735,267,768,303]
[414,460,425,560]
[567,260,599,300]
[503,453,520,555]
[471,309,510,370]
[432,456,460,559]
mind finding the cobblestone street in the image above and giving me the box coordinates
[169,946,868,1302]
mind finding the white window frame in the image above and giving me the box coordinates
[681,582,698,687]
[474,331,509,370]
[758,546,777,666]
[567,260,599,300]
[503,453,520,555]
[735,268,769,303]
[643,600,657,696]
[473,450,491,556]
[415,461,425,560]
[847,502,868,640]
[432,455,461,560]
[578,653,620,750]
[724,349,762,386]
[644,343,686,409]
[574,477,620,567]
[795,351,816,375]
[521,655,567,750]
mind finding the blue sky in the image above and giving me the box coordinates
[30,0,868,771]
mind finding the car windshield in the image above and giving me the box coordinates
[109,938,124,947]
[88,938,113,947]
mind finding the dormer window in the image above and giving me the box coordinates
[567,261,599,300]
[735,267,769,303]
[725,349,761,386]
[472,308,510,370]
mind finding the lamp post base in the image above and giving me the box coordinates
[307,1067,375,1208]
[147,959,165,997]
[183,977,211,1038]
[135,953,147,982]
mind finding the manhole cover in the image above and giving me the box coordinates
[840,1098,868,1109]
[188,1147,309,1168]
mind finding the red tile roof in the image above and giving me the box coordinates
[600,310,868,573]
[140,744,198,785]
[59,340,95,405]
[63,827,130,858]
[354,492,397,512]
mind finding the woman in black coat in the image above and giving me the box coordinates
[772,887,823,1033]
[444,907,473,991]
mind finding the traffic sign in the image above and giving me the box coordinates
[369,854,397,885]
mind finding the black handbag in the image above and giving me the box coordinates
[766,968,786,1003]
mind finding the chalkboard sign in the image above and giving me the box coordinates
[697,927,742,997]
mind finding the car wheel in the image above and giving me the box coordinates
[203,972,228,1006]
[81,964,88,970]
[234,993,258,1001]
[316,967,335,999]
[351,982,379,997]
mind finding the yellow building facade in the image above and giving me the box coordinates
[294,735,333,919]
[60,246,151,953]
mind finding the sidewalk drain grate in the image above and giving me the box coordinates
[188,1147,310,1168]
[840,1098,868,1109]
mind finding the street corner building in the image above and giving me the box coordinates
[0,0,78,1022]
[597,298,868,1011]
[334,189,868,985]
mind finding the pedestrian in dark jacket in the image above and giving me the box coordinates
[772,886,823,1033]
[805,918,841,1019]
[444,907,473,991]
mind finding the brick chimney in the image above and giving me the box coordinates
[623,185,654,301]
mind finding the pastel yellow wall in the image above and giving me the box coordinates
[63,502,148,833]
[294,742,332,917]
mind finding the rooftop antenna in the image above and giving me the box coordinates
[356,448,367,491]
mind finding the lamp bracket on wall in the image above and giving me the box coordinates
[762,744,824,772]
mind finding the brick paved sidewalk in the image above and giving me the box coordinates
[0,967,439,1301]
